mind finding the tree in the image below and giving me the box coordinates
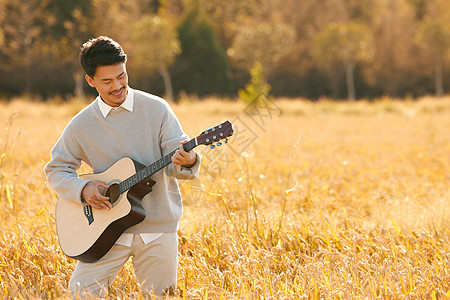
[63,6,91,98]
[172,0,232,97]
[238,62,272,105]
[130,15,181,102]
[228,22,296,81]
[415,18,450,97]
[0,0,54,95]
[313,22,373,100]
[90,0,155,44]
[368,0,418,97]
[202,0,249,49]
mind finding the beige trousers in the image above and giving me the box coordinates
[69,232,178,298]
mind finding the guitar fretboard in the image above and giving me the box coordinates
[118,138,197,193]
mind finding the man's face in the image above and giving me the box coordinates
[85,63,129,107]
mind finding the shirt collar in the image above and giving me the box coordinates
[97,87,134,118]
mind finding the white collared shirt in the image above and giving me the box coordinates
[97,87,164,247]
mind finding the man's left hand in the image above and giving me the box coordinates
[172,140,197,168]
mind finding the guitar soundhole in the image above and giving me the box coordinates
[105,183,121,205]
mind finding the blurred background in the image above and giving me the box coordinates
[0,0,449,101]
[0,1,449,297]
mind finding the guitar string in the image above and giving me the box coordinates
[115,138,196,195]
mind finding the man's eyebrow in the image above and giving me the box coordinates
[100,72,125,82]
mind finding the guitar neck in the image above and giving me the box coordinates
[119,138,197,193]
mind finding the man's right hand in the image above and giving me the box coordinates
[81,180,112,210]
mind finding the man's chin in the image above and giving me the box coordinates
[102,96,125,107]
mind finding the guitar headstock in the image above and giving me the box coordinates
[197,121,234,147]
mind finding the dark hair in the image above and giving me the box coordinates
[79,36,127,77]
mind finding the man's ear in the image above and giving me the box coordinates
[85,75,95,88]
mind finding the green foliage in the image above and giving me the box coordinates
[48,0,91,38]
[238,62,273,105]
[229,22,296,77]
[0,0,76,96]
[415,18,450,56]
[2,0,450,99]
[129,15,181,102]
[415,17,450,97]
[173,0,232,97]
[131,15,181,73]
[313,22,373,65]
[313,22,373,100]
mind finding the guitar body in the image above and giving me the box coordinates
[55,157,154,263]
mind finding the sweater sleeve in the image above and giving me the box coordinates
[159,102,201,180]
[44,125,90,204]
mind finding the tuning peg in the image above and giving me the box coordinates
[216,142,222,146]
[210,145,215,149]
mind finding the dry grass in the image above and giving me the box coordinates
[0,96,449,299]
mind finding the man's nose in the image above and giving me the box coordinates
[112,79,121,90]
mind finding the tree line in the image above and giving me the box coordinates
[0,0,449,101]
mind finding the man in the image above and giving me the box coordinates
[44,36,200,297]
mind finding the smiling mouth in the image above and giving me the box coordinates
[110,87,125,96]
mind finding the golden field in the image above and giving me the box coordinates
[0,96,449,299]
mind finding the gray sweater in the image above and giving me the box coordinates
[44,88,200,233]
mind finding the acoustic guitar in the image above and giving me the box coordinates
[56,121,233,263]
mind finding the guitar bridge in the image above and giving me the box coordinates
[83,205,94,225]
